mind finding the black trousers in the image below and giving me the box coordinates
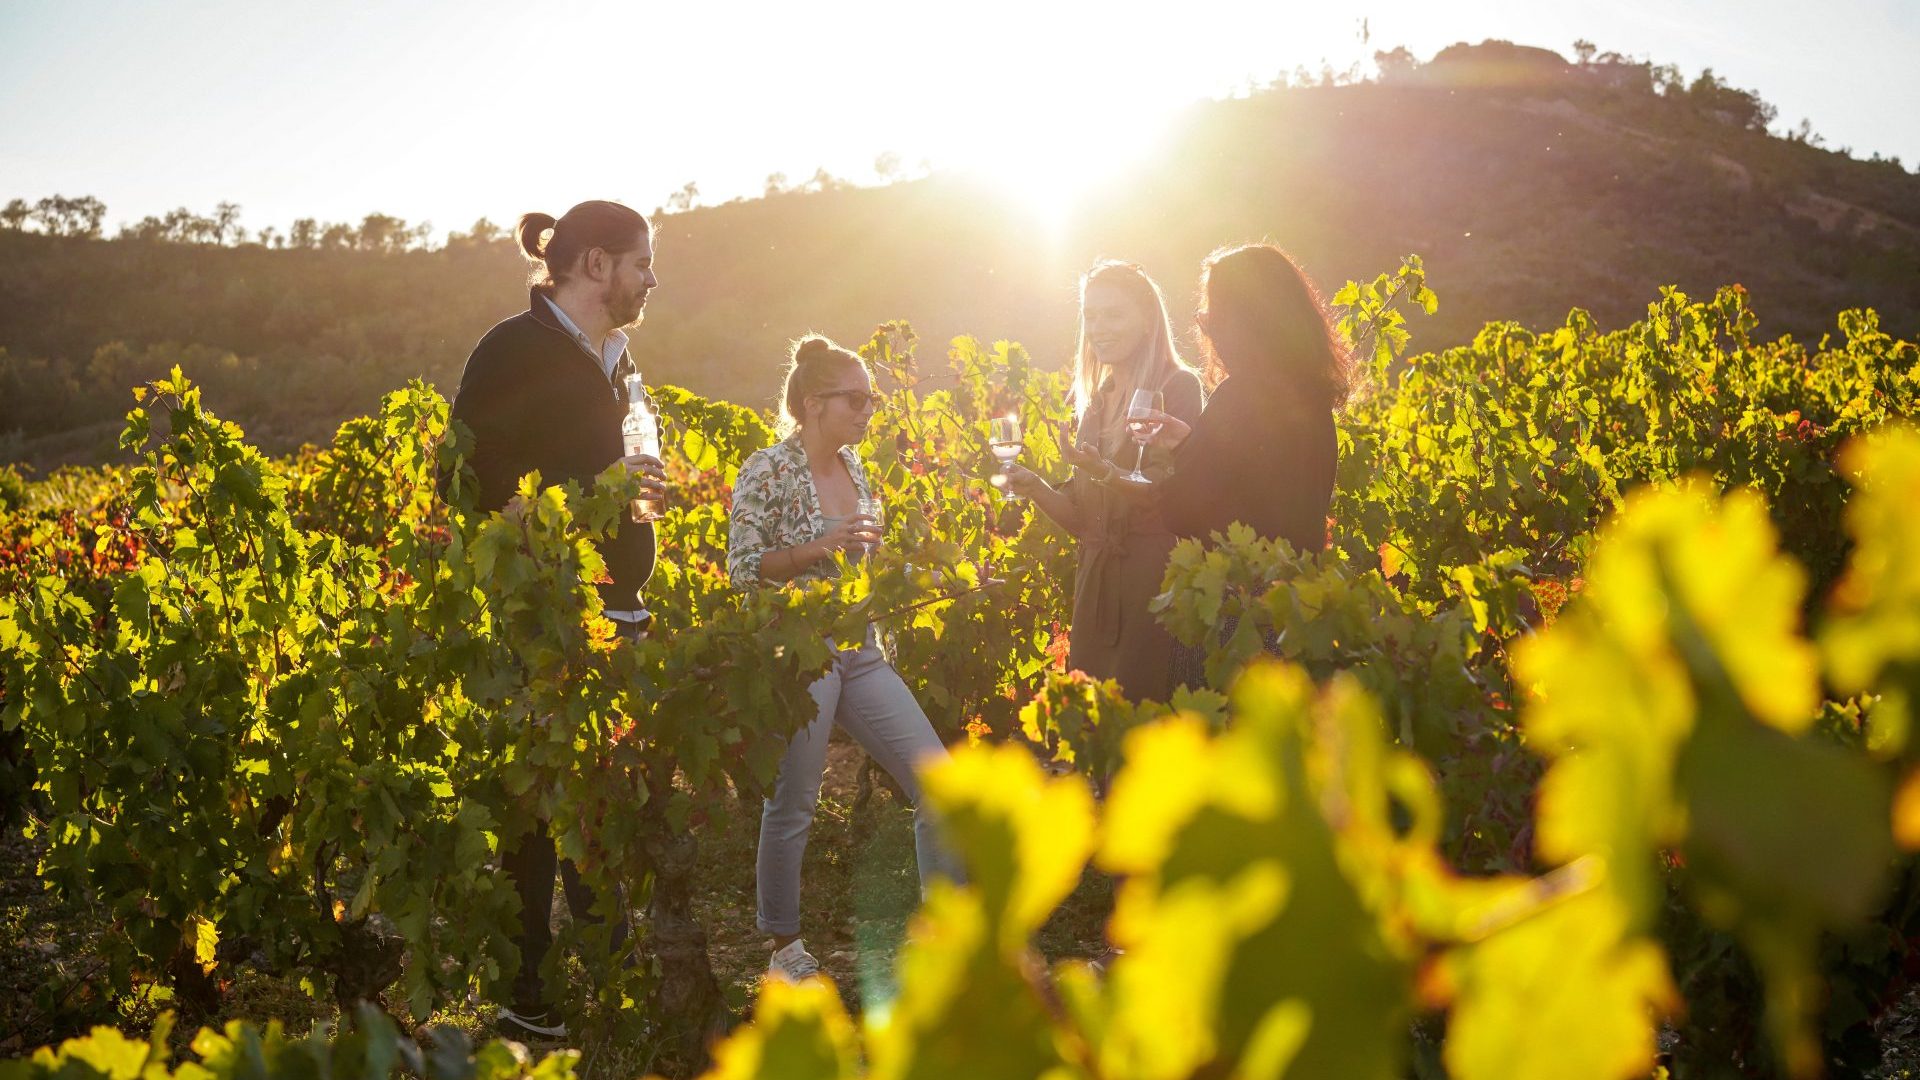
[502,618,644,1013]
[502,821,633,1012]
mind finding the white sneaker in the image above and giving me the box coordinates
[496,1005,567,1039]
[767,938,822,983]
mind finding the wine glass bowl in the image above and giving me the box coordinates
[1119,389,1164,485]
[855,493,883,557]
[989,415,1023,502]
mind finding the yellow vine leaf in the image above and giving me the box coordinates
[1894,767,1920,852]
[1824,425,1920,755]
[865,887,1083,1080]
[917,742,1096,947]
[693,978,859,1080]
[1513,480,1889,1079]
[859,744,1095,1079]
[1083,666,1414,1080]
[1441,891,1676,1080]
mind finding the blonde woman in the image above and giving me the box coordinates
[1007,261,1205,702]
[727,334,961,984]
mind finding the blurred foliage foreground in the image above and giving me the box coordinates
[6,269,1920,1079]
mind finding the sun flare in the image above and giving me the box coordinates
[954,97,1184,238]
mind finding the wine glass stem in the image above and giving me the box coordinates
[1133,442,1147,476]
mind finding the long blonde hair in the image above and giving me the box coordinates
[1071,261,1196,433]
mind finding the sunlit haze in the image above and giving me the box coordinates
[2,0,1916,238]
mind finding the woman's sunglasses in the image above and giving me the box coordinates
[813,389,886,410]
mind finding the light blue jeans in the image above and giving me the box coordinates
[756,639,962,936]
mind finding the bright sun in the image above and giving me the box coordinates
[862,4,1196,238]
[947,93,1184,239]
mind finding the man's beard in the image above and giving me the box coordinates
[606,285,647,329]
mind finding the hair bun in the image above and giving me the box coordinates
[515,211,558,260]
[792,335,834,364]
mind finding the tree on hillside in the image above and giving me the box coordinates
[1572,39,1597,66]
[211,202,243,245]
[119,214,167,242]
[1789,118,1829,149]
[356,213,408,252]
[1374,46,1418,82]
[319,222,356,250]
[121,207,223,244]
[665,182,701,213]
[124,210,168,242]
[764,172,790,196]
[30,195,106,238]
[447,217,504,247]
[1688,68,1777,132]
[1579,51,1655,94]
[0,199,28,231]
[803,168,846,193]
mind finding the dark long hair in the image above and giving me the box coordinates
[515,200,649,291]
[1197,243,1354,411]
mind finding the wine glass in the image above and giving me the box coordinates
[989,415,1023,502]
[855,493,883,558]
[1120,389,1164,484]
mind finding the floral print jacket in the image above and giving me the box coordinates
[727,433,879,589]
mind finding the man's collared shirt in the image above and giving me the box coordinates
[542,293,628,383]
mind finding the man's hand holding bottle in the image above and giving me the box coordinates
[621,453,670,507]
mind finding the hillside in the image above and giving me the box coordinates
[3,42,1916,467]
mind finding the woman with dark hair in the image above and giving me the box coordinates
[447,198,663,1039]
[1005,261,1204,702]
[727,334,962,985]
[1136,242,1349,552]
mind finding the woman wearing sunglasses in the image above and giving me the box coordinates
[727,334,961,985]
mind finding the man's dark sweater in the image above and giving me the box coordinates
[447,289,656,609]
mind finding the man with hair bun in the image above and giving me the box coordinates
[447,198,667,1039]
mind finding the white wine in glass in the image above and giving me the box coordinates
[1120,389,1164,484]
[855,493,883,558]
[989,415,1023,502]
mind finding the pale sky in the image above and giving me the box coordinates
[2,0,1915,238]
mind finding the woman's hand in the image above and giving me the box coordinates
[1132,410,1192,451]
[1062,441,1106,472]
[1063,442,1121,482]
[1003,463,1051,498]
[816,513,881,556]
